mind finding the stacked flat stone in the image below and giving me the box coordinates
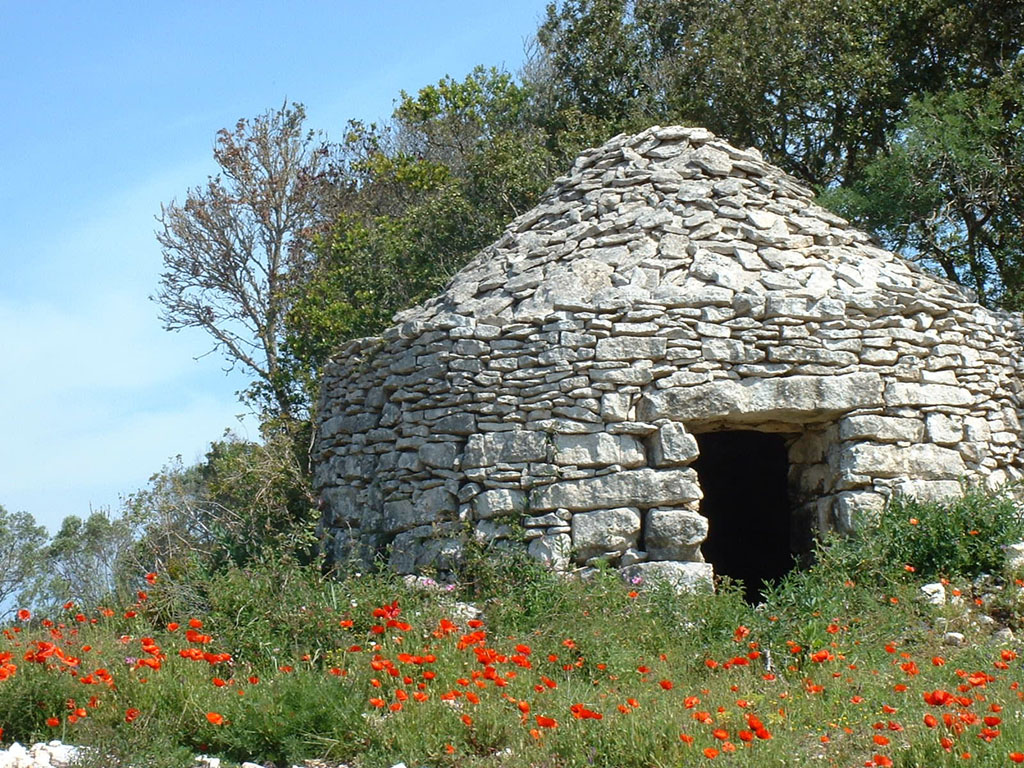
[313,126,1024,588]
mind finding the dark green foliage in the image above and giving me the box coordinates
[457,537,568,634]
[873,487,1024,580]
[766,485,1024,622]
[825,58,1024,307]
[282,68,562,386]
[124,433,318,581]
[533,0,1024,189]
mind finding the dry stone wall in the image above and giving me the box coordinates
[313,126,1024,588]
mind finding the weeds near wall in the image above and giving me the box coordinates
[4,488,1024,767]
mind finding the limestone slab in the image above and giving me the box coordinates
[553,433,646,468]
[571,507,641,562]
[638,372,883,424]
[645,509,708,560]
[463,431,549,468]
[530,468,701,512]
[620,561,714,592]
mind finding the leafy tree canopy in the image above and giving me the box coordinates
[0,505,47,619]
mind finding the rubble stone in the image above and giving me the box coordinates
[312,125,1024,586]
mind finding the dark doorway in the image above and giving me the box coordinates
[693,431,793,602]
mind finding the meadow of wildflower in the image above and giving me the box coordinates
[3,489,1024,768]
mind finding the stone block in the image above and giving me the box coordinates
[595,336,667,361]
[600,392,633,422]
[383,487,458,533]
[620,561,714,592]
[926,413,964,445]
[645,509,708,561]
[320,486,362,526]
[588,362,654,385]
[649,422,699,467]
[523,512,564,527]
[763,295,844,320]
[688,145,733,175]
[621,547,648,566]
[638,372,883,424]
[702,338,760,363]
[893,479,963,503]
[839,415,924,443]
[528,533,572,570]
[390,525,463,574]
[463,431,549,468]
[835,491,886,532]
[1006,542,1024,571]
[884,382,974,407]
[530,468,701,512]
[475,519,513,543]
[553,433,646,468]
[840,443,966,481]
[419,442,459,469]
[571,507,642,562]
[435,412,477,435]
[474,489,527,519]
[382,500,419,534]
[788,430,830,463]
[767,346,858,366]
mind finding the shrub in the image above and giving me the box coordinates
[870,485,1024,580]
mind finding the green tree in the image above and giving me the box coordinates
[532,0,1024,188]
[828,58,1024,307]
[124,433,318,577]
[283,68,560,382]
[31,511,136,610]
[0,505,47,620]
[155,102,332,423]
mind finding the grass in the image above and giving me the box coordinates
[3,488,1024,767]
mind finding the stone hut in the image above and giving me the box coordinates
[312,126,1024,596]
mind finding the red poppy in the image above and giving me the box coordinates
[205,711,224,726]
[17,609,30,621]
[45,716,59,727]
[923,689,954,706]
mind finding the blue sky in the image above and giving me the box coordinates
[0,1,549,532]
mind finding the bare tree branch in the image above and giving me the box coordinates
[154,102,331,421]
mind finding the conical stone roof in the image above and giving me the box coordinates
[314,126,1024,587]
[392,125,971,330]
